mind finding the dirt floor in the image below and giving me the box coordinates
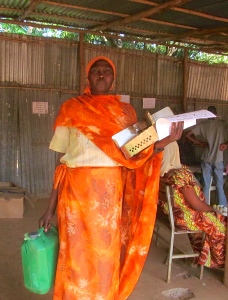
[0,198,228,300]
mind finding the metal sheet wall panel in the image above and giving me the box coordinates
[84,45,159,96]
[188,63,228,101]
[157,56,183,97]
[0,34,80,90]
[0,87,76,197]
[0,89,19,182]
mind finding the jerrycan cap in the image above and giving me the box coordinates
[28,232,39,239]
[24,231,40,241]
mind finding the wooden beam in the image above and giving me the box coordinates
[150,27,228,46]
[183,48,188,113]
[30,12,100,26]
[44,1,126,17]
[172,7,228,24]
[19,0,43,21]
[0,7,101,26]
[79,33,85,95]
[1,0,224,42]
[190,26,228,37]
[130,0,228,23]
[0,18,226,54]
[93,0,192,30]
[141,17,195,30]
[44,0,195,30]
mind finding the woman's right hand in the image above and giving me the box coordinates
[39,209,55,232]
[39,188,58,231]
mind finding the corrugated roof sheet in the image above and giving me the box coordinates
[0,0,227,53]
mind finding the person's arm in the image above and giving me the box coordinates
[39,153,64,231]
[151,121,184,157]
[185,130,207,147]
[181,186,214,212]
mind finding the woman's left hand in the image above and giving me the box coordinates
[168,121,184,142]
[152,121,184,155]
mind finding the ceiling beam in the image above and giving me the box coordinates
[150,26,228,44]
[44,1,127,18]
[0,18,226,54]
[0,0,226,54]
[43,1,195,30]
[19,0,43,21]
[130,0,228,23]
[93,0,192,30]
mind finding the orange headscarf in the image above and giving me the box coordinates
[84,56,116,94]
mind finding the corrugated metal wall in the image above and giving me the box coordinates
[0,33,227,197]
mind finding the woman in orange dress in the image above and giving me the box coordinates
[39,56,183,300]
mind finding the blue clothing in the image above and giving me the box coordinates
[201,161,227,206]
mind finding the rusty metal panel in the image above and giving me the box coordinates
[0,88,19,182]
[19,89,76,197]
[188,63,228,102]
[157,55,183,97]
[0,86,76,197]
[0,34,80,91]
[83,44,159,96]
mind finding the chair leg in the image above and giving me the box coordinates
[166,232,174,283]
[155,225,159,246]
[199,264,204,280]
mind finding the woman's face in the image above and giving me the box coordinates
[88,60,114,95]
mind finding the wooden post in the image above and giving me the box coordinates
[79,33,85,95]
[183,48,188,113]
[223,221,228,286]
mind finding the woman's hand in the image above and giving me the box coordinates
[38,188,58,232]
[153,121,184,155]
[39,209,55,232]
[168,121,184,143]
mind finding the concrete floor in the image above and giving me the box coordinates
[0,198,227,300]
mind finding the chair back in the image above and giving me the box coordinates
[156,181,205,283]
[158,182,175,231]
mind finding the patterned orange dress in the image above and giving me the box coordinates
[52,93,162,299]
[161,165,227,268]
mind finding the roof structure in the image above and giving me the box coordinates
[0,0,228,54]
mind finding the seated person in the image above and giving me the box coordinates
[159,141,227,268]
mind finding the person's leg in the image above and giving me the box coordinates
[201,160,212,204]
[213,161,227,206]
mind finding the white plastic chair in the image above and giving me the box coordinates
[154,183,204,283]
[208,176,216,205]
[203,171,227,205]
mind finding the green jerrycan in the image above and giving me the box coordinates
[21,225,59,294]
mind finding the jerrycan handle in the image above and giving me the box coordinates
[38,223,57,233]
[38,224,58,240]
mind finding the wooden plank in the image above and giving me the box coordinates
[183,48,188,112]
[79,33,85,95]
